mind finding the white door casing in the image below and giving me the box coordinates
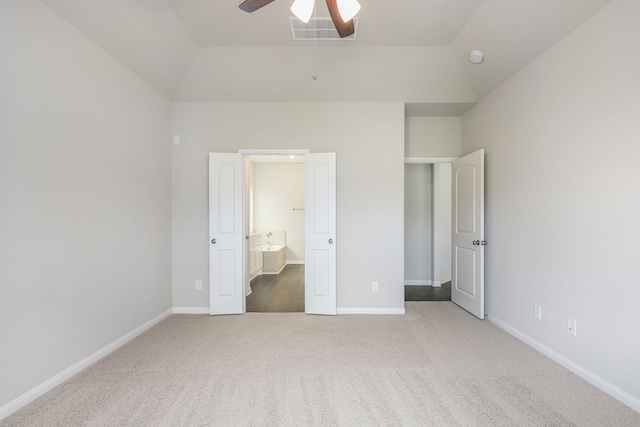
[243,156,252,297]
[209,153,244,315]
[305,153,337,315]
[451,149,485,319]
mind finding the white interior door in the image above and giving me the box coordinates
[451,149,485,319]
[305,153,337,315]
[209,153,244,315]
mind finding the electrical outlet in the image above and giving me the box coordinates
[196,280,202,291]
[567,317,577,336]
[534,304,542,320]
[372,281,379,292]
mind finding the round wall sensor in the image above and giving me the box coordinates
[469,50,484,64]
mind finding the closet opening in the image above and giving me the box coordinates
[404,159,453,301]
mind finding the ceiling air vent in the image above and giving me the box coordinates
[290,17,358,40]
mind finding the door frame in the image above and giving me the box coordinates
[404,157,457,288]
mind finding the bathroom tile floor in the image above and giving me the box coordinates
[247,264,304,312]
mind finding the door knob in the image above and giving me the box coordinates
[472,240,480,246]
[211,238,216,244]
[481,240,487,246]
[329,238,333,244]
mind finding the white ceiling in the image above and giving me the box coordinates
[41,0,612,112]
[166,0,484,46]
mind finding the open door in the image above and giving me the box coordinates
[305,153,337,315]
[209,153,244,315]
[451,149,485,319]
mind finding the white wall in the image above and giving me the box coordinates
[405,117,461,158]
[40,0,199,98]
[176,47,478,103]
[253,162,305,262]
[0,0,172,411]
[403,163,452,286]
[434,163,452,284]
[171,102,405,311]
[404,164,433,282]
[461,0,640,408]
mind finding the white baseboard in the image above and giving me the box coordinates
[175,306,407,315]
[0,308,173,422]
[286,260,305,265]
[262,263,286,275]
[404,280,432,286]
[487,314,640,413]
[173,307,209,314]
[337,308,406,315]
[404,279,445,288]
[176,307,407,315]
[404,280,442,288]
[249,269,262,281]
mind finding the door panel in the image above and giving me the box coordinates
[312,164,330,233]
[454,247,476,296]
[455,167,476,233]
[311,250,330,297]
[305,153,336,315]
[209,153,244,315]
[452,149,484,319]
[218,250,236,296]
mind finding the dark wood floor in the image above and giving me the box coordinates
[247,266,449,311]
[404,282,452,301]
[246,264,304,312]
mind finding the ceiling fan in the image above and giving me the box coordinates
[239,0,360,38]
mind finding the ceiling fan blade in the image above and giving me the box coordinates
[325,0,355,38]
[239,0,277,13]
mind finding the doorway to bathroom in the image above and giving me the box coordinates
[245,154,306,312]
[209,151,336,316]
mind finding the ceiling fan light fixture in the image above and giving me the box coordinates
[291,0,314,23]
[337,0,360,22]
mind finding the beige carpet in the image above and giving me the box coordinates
[3,302,639,426]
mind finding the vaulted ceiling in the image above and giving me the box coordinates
[40,0,611,113]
